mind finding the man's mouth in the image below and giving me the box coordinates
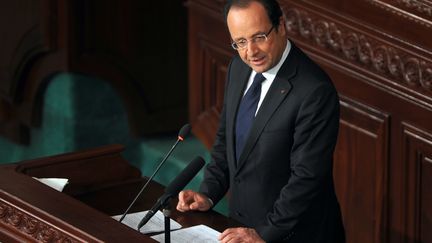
[250,56,266,66]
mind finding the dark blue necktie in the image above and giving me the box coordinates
[235,73,266,161]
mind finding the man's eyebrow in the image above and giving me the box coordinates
[232,37,246,42]
[252,31,266,37]
[233,31,266,41]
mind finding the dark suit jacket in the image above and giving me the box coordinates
[199,42,345,243]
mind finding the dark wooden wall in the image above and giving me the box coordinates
[0,0,188,144]
[186,0,432,243]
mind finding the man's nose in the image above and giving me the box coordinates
[246,41,259,55]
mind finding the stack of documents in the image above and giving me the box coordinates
[33,177,69,192]
[151,224,220,243]
[112,211,220,242]
[112,211,181,234]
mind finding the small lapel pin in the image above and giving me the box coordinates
[280,89,287,94]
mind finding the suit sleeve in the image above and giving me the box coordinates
[256,82,340,241]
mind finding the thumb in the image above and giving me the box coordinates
[178,190,186,202]
[189,201,202,210]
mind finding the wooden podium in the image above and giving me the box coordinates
[0,144,237,242]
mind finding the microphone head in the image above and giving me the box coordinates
[165,156,205,196]
[178,124,191,141]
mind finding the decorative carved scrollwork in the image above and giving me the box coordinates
[284,7,432,93]
[0,200,79,242]
[366,0,432,27]
[395,0,432,17]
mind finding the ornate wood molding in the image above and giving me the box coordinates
[366,0,432,27]
[0,199,82,242]
[283,4,432,99]
[396,0,432,15]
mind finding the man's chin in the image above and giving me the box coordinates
[251,65,269,73]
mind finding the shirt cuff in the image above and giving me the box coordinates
[207,197,214,207]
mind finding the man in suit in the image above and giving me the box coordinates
[177,0,345,242]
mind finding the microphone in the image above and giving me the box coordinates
[137,156,205,230]
[118,124,192,223]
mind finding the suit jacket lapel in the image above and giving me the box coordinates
[236,44,300,173]
[226,62,251,167]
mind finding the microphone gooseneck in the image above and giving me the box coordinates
[118,124,192,223]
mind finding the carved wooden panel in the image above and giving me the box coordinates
[400,123,432,243]
[190,39,231,148]
[0,0,52,98]
[70,0,188,135]
[0,1,188,144]
[187,1,234,148]
[334,97,390,243]
[0,0,58,144]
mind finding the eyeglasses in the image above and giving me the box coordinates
[231,26,274,50]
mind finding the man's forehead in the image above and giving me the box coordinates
[227,2,269,23]
[227,5,270,36]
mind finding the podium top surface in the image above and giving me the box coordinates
[0,144,239,243]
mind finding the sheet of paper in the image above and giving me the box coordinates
[112,210,182,234]
[151,224,220,243]
[33,177,69,192]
